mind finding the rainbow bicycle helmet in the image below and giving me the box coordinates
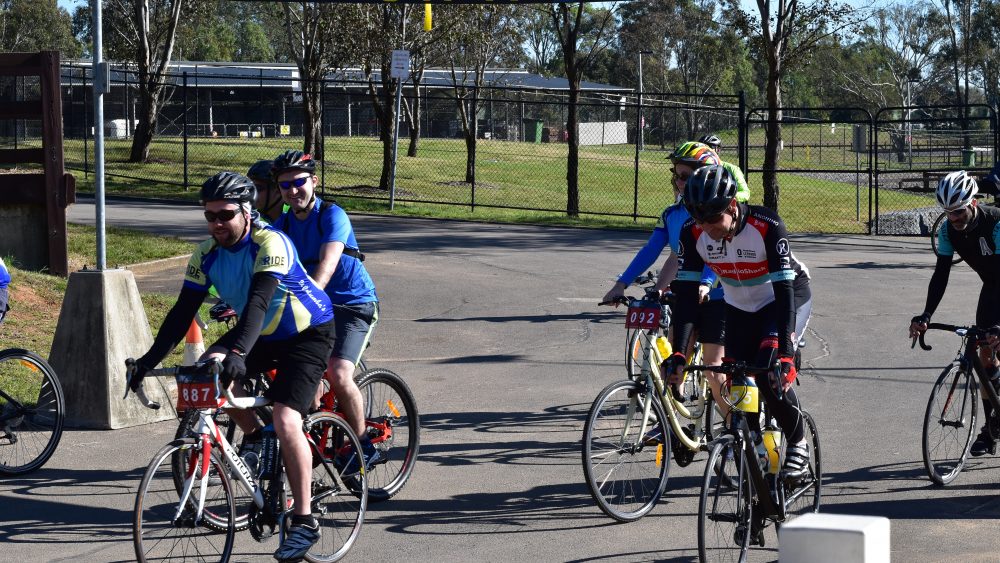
[271,150,316,177]
[669,141,720,168]
[698,134,722,151]
[684,165,738,222]
[936,170,978,211]
[200,171,257,206]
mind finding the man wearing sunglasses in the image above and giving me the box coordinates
[270,150,381,473]
[911,170,1000,456]
[130,171,336,561]
[665,164,813,479]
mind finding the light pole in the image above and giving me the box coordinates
[906,76,919,165]
[638,50,651,151]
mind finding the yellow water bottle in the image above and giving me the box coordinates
[762,427,783,474]
[655,335,671,359]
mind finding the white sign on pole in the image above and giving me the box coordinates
[391,50,410,80]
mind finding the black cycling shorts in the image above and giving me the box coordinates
[245,320,335,417]
[976,285,1000,329]
[694,298,725,345]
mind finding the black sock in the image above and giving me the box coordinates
[291,514,317,528]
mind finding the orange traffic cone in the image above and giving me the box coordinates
[183,318,206,365]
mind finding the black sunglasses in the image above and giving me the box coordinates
[278,177,310,190]
[204,208,239,222]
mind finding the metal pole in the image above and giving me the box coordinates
[907,80,913,166]
[389,7,406,211]
[93,0,107,270]
[638,52,645,151]
[183,72,189,190]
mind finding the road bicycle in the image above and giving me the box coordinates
[582,287,720,522]
[693,360,821,563]
[914,323,1000,485]
[126,359,367,563]
[0,348,64,475]
[177,303,419,502]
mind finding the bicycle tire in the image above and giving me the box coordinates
[582,379,671,522]
[922,363,978,485]
[134,439,235,563]
[626,329,652,378]
[0,349,65,475]
[353,367,420,501]
[784,410,822,516]
[302,411,368,563]
[698,434,752,563]
[930,212,963,265]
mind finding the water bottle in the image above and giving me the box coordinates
[762,427,783,474]
[752,431,769,472]
[259,424,281,479]
[655,335,672,359]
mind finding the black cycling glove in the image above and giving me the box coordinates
[911,313,930,326]
[130,354,156,392]
[220,351,246,389]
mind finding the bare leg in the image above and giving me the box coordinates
[328,357,366,438]
[273,402,312,516]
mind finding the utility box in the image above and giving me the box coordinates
[962,148,976,167]
[852,125,866,153]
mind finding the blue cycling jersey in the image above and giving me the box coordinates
[0,257,9,288]
[273,198,378,306]
[618,203,722,299]
[183,222,333,341]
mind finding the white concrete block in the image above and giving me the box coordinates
[779,513,890,563]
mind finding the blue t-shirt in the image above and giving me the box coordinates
[183,222,333,341]
[0,257,9,289]
[273,198,378,306]
[619,203,723,300]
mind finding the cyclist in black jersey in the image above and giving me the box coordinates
[911,170,1000,456]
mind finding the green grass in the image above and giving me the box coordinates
[54,131,938,233]
[65,223,195,271]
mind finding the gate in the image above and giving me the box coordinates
[745,107,873,234]
[873,104,998,235]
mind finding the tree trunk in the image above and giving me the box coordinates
[566,79,580,217]
[128,86,158,163]
[406,76,423,157]
[762,67,782,212]
[303,81,323,160]
[465,97,477,184]
[378,78,396,190]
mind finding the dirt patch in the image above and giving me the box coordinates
[436,180,501,190]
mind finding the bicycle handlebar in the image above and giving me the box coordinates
[914,323,984,352]
[123,357,224,411]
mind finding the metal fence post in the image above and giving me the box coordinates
[259,69,264,138]
[633,96,641,221]
[84,65,89,178]
[183,71,189,191]
[738,90,746,174]
[471,84,477,212]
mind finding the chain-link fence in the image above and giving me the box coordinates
[52,63,744,220]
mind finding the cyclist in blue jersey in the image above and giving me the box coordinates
[602,142,748,432]
[130,172,334,561]
[0,257,10,325]
[271,150,381,471]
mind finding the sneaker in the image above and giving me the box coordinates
[335,438,383,475]
[971,427,997,457]
[273,522,320,562]
[782,441,810,479]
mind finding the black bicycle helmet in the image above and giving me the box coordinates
[698,134,722,151]
[200,171,257,206]
[247,160,274,182]
[683,165,738,222]
[271,150,316,177]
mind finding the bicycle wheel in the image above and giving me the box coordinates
[784,410,822,516]
[582,379,671,522]
[134,439,235,563]
[922,363,978,485]
[930,212,963,265]
[698,434,752,563]
[173,409,251,531]
[354,367,420,501]
[0,349,65,475]
[303,411,367,563]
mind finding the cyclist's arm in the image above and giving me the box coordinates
[765,215,797,357]
[922,254,953,319]
[670,227,703,356]
[218,272,280,355]
[311,241,344,290]
[311,204,353,290]
[617,226,670,288]
[141,286,206,366]
[653,253,678,293]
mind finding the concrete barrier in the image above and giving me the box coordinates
[779,513,890,563]
[50,269,177,429]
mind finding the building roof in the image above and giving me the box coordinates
[62,60,631,92]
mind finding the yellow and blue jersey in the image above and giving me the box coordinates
[183,222,333,341]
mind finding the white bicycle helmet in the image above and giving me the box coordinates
[936,170,978,211]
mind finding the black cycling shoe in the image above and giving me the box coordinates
[971,429,997,457]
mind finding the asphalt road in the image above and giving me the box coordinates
[3,197,998,562]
